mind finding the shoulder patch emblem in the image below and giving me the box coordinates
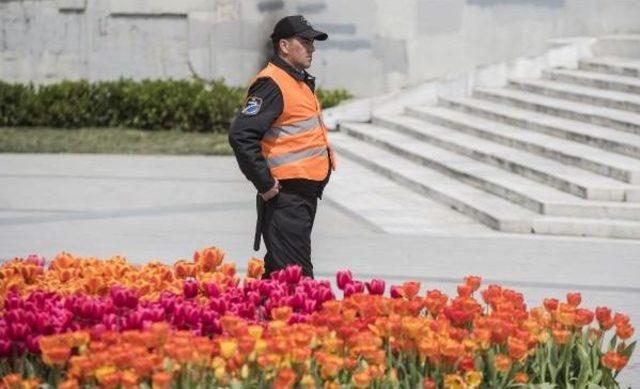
[242,96,263,116]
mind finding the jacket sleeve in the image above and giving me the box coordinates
[228,77,284,193]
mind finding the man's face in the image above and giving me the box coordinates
[280,36,315,70]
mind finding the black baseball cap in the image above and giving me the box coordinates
[270,15,328,41]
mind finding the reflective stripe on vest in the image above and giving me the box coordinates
[253,63,333,181]
[267,146,328,168]
[263,116,321,140]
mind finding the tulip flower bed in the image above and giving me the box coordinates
[0,247,635,388]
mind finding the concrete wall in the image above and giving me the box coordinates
[1,0,639,96]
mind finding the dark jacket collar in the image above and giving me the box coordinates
[270,55,316,90]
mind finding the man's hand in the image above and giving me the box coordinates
[260,179,281,201]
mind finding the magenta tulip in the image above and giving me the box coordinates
[365,279,386,295]
[284,265,302,284]
[203,282,220,298]
[183,280,199,299]
[390,285,403,299]
[336,270,353,290]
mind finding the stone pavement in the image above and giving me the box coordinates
[0,153,639,386]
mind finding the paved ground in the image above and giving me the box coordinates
[1,153,639,386]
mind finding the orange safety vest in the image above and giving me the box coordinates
[253,63,335,181]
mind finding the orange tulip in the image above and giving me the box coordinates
[595,307,614,330]
[566,292,581,307]
[514,372,529,383]
[42,346,71,365]
[2,374,22,388]
[59,379,80,389]
[401,281,421,299]
[194,246,225,272]
[443,374,466,389]
[507,337,528,360]
[425,290,448,315]
[464,370,483,388]
[422,378,437,389]
[174,260,196,279]
[614,313,630,328]
[352,369,372,388]
[271,306,293,322]
[300,374,316,389]
[464,276,482,292]
[552,329,571,345]
[457,284,472,298]
[543,298,559,312]
[602,351,628,371]
[616,323,634,340]
[152,371,172,389]
[274,368,296,389]
[246,258,265,279]
[494,354,511,372]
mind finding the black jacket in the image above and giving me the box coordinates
[228,55,330,198]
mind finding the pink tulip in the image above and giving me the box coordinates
[365,279,386,295]
[343,281,364,298]
[303,299,317,313]
[25,254,45,267]
[316,288,334,303]
[284,265,302,284]
[7,322,28,341]
[26,335,41,354]
[336,270,353,290]
[0,339,12,357]
[209,298,227,315]
[288,293,305,310]
[111,287,129,309]
[270,269,285,283]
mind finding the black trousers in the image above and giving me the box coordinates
[261,191,317,279]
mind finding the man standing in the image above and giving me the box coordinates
[229,15,334,279]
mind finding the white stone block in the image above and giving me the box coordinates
[109,0,213,15]
[57,0,86,11]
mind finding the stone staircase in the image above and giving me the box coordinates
[328,46,640,239]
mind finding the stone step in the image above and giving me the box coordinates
[544,68,640,95]
[369,114,640,202]
[331,129,640,239]
[473,87,640,135]
[439,96,640,160]
[579,57,640,78]
[341,119,640,221]
[405,105,640,184]
[323,157,494,235]
[331,130,540,233]
[592,35,640,59]
[509,77,640,113]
